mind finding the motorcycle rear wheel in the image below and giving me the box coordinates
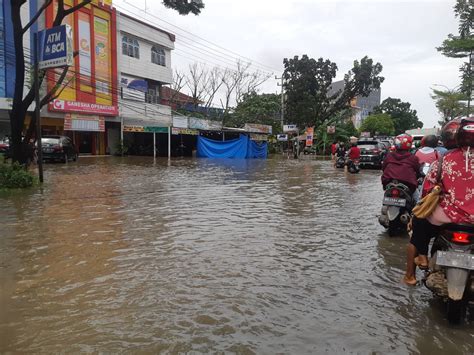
[447,299,465,324]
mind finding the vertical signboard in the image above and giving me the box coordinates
[78,12,92,92]
[305,127,314,147]
[94,15,110,100]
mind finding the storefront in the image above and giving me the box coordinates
[42,0,118,155]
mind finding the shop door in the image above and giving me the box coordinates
[78,132,93,154]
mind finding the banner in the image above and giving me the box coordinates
[120,74,147,102]
[327,126,336,134]
[306,127,314,147]
[64,114,104,132]
[244,123,272,134]
[173,116,188,128]
[277,134,288,142]
[78,12,92,91]
[250,134,268,141]
[283,124,298,133]
[188,117,222,131]
[94,16,110,96]
[172,128,198,135]
[50,99,118,115]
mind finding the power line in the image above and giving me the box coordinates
[115,2,280,72]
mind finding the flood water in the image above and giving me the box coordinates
[0,156,472,354]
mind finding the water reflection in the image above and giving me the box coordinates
[0,156,472,353]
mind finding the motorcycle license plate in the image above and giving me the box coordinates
[436,251,474,270]
[383,197,406,207]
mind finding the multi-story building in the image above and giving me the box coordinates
[330,80,381,129]
[0,0,31,137]
[116,12,175,155]
[38,0,118,155]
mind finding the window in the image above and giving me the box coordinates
[151,46,166,66]
[122,35,140,59]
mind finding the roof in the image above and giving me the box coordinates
[118,12,176,42]
[161,87,199,104]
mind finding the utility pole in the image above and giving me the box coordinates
[276,75,285,130]
[276,75,285,154]
[34,32,44,183]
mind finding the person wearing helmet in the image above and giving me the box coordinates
[415,135,439,165]
[381,134,420,193]
[403,118,473,285]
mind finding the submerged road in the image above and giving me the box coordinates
[0,156,472,353]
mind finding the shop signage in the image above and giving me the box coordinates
[38,25,73,69]
[306,127,314,147]
[277,134,288,142]
[244,123,272,134]
[64,114,104,132]
[50,99,118,116]
[360,131,371,138]
[250,134,268,141]
[144,127,169,133]
[173,116,188,128]
[123,126,169,133]
[283,124,298,133]
[172,128,199,135]
[188,117,222,131]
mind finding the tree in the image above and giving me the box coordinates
[227,92,281,132]
[438,0,474,103]
[163,0,205,15]
[283,55,384,129]
[431,88,467,125]
[359,113,395,136]
[373,97,422,134]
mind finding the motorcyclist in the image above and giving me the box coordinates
[347,142,361,162]
[335,142,346,158]
[415,135,439,165]
[381,134,420,193]
[403,118,473,285]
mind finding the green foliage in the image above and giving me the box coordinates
[373,97,422,134]
[431,88,467,124]
[313,110,359,153]
[283,55,384,128]
[0,160,35,189]
[115,139,131,156]
[227,92,281,133]
[359,113,395,136]
[437,1,474,98]
[162,0,204,15]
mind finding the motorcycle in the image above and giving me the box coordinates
[335,156,345,168]
[378,181,414,236]
[347,158,360,174]
[423,224,474,324]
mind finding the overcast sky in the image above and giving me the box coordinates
[116,0,464,128]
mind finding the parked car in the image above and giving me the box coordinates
[0,137,10,158]
[303,145,317,155]
[42,136,78,163]
[357,139,387,169]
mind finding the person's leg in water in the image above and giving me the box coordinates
[403,217,439,285]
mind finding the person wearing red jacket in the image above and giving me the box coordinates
[404,118,473,285]
[381,134,420,193]
[348,143,361,161]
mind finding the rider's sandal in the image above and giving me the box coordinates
[402,276,417,286]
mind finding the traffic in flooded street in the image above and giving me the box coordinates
[1,157,472,354]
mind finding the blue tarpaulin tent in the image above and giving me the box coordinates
[197,135,267,159]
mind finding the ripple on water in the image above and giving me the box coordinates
[0,157,473,354]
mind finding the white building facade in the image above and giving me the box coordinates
[114,12,175,155]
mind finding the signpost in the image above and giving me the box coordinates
[35,25,73,183]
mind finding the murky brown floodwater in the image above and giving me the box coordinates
[0,156,472,353]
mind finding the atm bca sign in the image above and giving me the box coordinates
[38,25,73,69]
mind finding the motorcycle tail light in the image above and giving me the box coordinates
[391,189,400,197]
[452,232,471,244]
